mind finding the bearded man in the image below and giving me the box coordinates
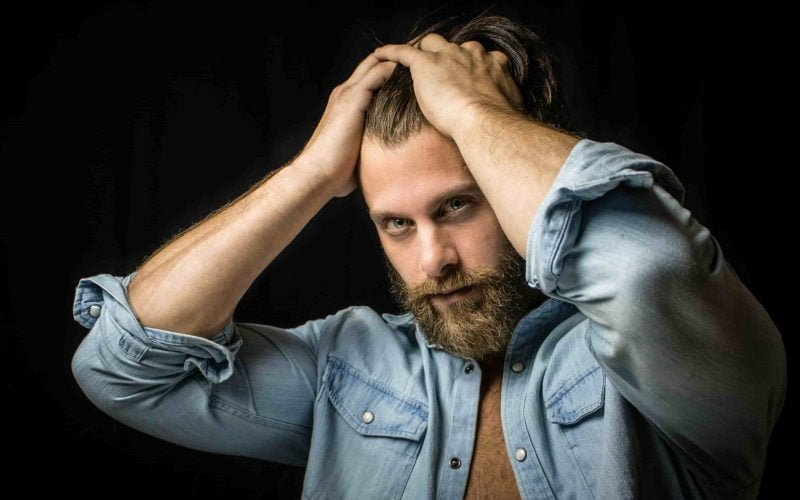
[70,11,786,500]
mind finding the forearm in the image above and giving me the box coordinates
[128,157,335,338]
[452,103,581,256]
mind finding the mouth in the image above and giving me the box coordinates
[430,284,477,305]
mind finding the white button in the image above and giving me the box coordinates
[88,305,102,318]
[362,411,374,424]
[515,448,527,461]
[511,362,525,373]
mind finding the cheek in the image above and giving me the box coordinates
[462,214,507,263]
[380,240,416,280]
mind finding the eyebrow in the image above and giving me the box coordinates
[368,180,484,224]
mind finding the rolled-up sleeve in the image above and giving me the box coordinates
[526,139,787,489]
[70,271,319,467]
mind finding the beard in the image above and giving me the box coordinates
[385,239,546,362]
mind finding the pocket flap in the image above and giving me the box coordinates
[545,364,605,424]
[543,325,606,425]
[324,355,428,441]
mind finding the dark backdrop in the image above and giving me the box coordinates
[1,0,790,497]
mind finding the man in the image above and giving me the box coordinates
[70,12,786,499]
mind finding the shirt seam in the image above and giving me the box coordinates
[190,376,312,436]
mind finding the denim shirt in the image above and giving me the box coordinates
[71,139,786,499]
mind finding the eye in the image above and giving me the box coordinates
[389,218,408,228]
[444,196,471,213]
[384,217,411,235]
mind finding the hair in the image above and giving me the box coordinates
[363,8,584,148]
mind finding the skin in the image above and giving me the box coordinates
[121,31,580,500]
[370,34,580,256]
[359,126,509,307]
[93,29,788,499]
[127,33,580,350]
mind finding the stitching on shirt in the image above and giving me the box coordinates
[323,356,428,440]
[325,382,426,440]
[241,323,317,368]
[327,354,429,416]
[118,330,150,363]
[558,422,598,498]
[545,364,601,409]
[547,198,580,282]
[192,379,312,436]
[232,352,258,419]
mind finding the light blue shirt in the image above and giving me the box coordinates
[71,138,786,499]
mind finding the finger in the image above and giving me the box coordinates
[489,50,511,69]
[459,40,487,56]
[358,60,399,92]
[372,43,425,68]
[416,32,451,53]
[345,52,387,85]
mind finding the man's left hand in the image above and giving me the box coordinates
[372,33,524,140]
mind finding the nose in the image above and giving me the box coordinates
[418,224,459,278]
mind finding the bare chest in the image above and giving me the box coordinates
[464,374,522,500]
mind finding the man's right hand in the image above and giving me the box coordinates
[297,52,398,198]
[127,50,397,338]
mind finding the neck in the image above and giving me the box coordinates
[477,350,506,373]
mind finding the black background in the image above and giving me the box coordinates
[1,0,790,497]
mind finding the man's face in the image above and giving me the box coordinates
[359,126,545,362]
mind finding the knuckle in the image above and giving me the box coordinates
[460,40,485,51]
[490,50,509,61]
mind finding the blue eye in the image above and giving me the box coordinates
[445,197,470,212]
[389,218,408,229]
[384,218,411,235]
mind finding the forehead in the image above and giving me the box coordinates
[359,128,476,215]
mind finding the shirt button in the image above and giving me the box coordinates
[515,448,527,461]
[449,457,461,469]
[511,361,525,373]
[362,411,374,424]
[88,305,102,318]
[464,363,474,374]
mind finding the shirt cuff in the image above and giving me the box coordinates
[526,138,686,292]
[71,270,242,384]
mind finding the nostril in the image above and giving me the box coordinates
[440,262,458,276]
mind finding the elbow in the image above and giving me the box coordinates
[71,333,128,413]
[71,334,116,412]
[70,329,162,415]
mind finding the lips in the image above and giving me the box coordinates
[438,284,474,296]
[429,284,478,305]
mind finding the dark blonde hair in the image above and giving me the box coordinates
[363,10,583,148]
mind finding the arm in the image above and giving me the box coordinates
[457,97,787,487]
[126,157,335,338]
[70,52,399,465]
[450,104,579,256]
[373,33,786,487]
[457,99,787,488]
[128,54,399,339]
[467,121,786,488]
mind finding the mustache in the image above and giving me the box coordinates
[404,267,498,301]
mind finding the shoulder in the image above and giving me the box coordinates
[294,305,415,341]
[304,305,420,361]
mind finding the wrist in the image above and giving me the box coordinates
[452,100,521,150]
[286,154,347,202]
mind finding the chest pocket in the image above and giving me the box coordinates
[303,355,428,500]
[542,324,606,493]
